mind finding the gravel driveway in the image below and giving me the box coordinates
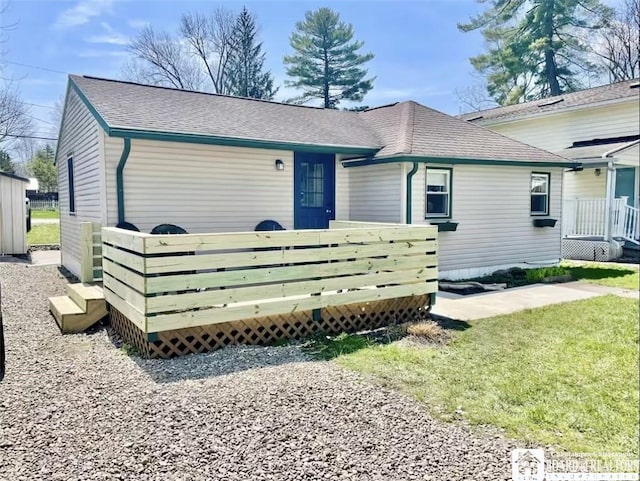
[0,263,519,481]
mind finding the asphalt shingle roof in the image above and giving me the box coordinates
[71,75,382,150]
[460,79,640,123]
[70,75,571,164]
[359,101,567,162]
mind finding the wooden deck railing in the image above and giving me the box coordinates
[80,222,103,283]
[101,223,438,335]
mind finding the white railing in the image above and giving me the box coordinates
[621,204,640,244]
[562,197,628,239]
[29,199,59,211]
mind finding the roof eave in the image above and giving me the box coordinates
[472,96,637,126]
[342,154,578,169]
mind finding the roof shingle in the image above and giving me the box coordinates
[460,79,639,123]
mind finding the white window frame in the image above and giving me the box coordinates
[531,172,550,216]
[425,167,451,219]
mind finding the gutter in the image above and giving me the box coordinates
[405,162,419,224]
[116,138,131,224]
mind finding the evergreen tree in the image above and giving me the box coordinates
[284,7,374,108]
[459,0,613,105]
[226,7,277,100]
[28,145,57,192]
[0,150,15,174]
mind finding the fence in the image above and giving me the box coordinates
[102,221,439,357]
[29,199,59,211]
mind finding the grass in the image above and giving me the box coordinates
[561,261,639,290]
[31,209,59,220]
[329,296,639,455]
[27,223,60,245]
[448,262,639,291]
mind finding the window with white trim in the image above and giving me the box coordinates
[530,172,549,215]
[425,168,451,218]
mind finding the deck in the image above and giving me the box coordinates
[97,221,439,357]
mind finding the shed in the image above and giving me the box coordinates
[0,172,28,255]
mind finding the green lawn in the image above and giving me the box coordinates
[330,296,639,454]
[31,209,59,220]
[27,223,60,245]
[561,261,639,290]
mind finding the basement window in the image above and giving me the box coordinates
[67,156,76,214]
[425,167,452,218]
[531,172,550,216]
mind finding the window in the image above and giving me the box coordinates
[530,172,549,216]
[425,167,451,218]
[67,157,76,214]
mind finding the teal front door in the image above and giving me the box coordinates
[615,168,636,206]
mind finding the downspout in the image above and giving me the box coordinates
[405,162,419,224]
[116,138,131,224]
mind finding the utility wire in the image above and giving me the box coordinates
[4,60,68,75]
[23,102,57,110]
[3,134,58,141]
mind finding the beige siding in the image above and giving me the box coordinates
[348,163,403,223]
[411,164,563,279]
[0,175,27,254]
[488,101,640,153]
[104,138,299,233]
[563,169,607,199]
[335,155,350,221]
[56,88,103,278]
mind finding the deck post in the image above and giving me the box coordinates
[80,222,94,283]
[604,162,615,241]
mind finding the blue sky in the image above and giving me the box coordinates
[1,0,619,143]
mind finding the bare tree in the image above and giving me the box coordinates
[127,26,204,90]
[455,83,499,114]
[596,0,640,82]
[180,8,237,94]
[126,7,238,94]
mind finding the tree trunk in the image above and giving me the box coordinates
[542,0,561,96]
[323,48,330,108]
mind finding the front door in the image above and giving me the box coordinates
[615,167,637,206]
[294,153,335,229]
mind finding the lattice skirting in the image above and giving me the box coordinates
[561,239,622,261]
[110,294,432,359]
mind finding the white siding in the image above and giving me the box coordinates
[103,138,298,233]
[411,164,563,279]
[563,169,607,199]
[0,175,27,255]
[348,163,403,223]
[488,101,640,154]
[56,88,103,278]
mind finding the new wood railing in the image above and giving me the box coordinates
[101,222,438,335]
[80,222,103,283]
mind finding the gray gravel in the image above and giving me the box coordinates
[0,262,519,481]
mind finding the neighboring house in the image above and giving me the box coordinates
[462,79,640,259]
[0,171,28,255]
[57,75,576,280]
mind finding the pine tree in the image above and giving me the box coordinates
[225,7,277,100]
[459,0,613,104]
[284,7,374,108]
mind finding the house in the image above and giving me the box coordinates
[56,75,576,281]
[462,79,640,260]
[0,171,28,255]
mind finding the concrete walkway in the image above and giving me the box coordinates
[432,281,638,321]
[30,249,61,266]
[31,218,60,225]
